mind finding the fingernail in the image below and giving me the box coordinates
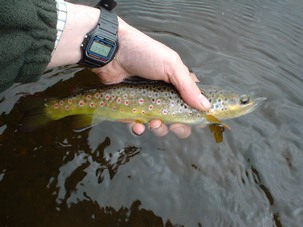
[149,121,161,130]
[199,94,211,109]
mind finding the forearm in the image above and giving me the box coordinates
[48,2,100,68]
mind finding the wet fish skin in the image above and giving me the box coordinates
[42,80,264,130]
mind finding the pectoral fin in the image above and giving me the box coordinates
[206,115,231,130]
[208,125,225,143]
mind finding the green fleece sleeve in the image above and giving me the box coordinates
[0,0,57,92]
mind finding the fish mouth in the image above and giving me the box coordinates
[248,97,267,113]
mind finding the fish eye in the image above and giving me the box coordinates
[239,95,250,105]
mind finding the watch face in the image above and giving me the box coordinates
[89,40,111,57]
[86,36,117,64]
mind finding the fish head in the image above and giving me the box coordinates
[202,86,266,120]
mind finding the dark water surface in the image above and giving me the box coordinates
[1,0,303,226]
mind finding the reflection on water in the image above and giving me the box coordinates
[1,0,303,226]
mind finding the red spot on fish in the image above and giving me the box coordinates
[156,99,161,105]
[123,94,128,99]
[112,95,116,99]
[112,106,117,111]
[79,101,84,107]
[117,98,121,104]
[53,103,59,109]
[138,98,144,104]
[105,94,110,100]
[94,93,100,99]
[86,95,91,100]
[149,105,153,110]
[68,99,73,104]
[133,108,137,113]
[65,106,70,111]
[142,110,145,114]
[89,102,95,108]
[100,101,105,107]
[151,98,155,103]
[125,100,129,106]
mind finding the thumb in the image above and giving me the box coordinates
[169,69,211,111]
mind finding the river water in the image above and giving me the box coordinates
[1,0,303,226]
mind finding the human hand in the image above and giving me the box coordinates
[92,18,210,138]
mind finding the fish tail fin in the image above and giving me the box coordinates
[18,96,51,132]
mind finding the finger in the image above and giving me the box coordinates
[130,122,145,136]
[149,120,169,137]
[168,61,211,111]
[169,124,192,139]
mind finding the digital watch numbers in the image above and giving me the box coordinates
[90,40,111,57]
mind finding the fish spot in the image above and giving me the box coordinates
[59,100,64,106]
[117,98,122,104]
[130,91,136,96]
[156,99,161,105]
[123,94,128,99]
[105,94,110,100]
[149,105,153,110]
[68,99,73,104]
[138,98,144,104]
[162,109,168,115]
[141,110,145,114]
[89,102,95,108]
[112,106,117,111]
[86,95,92,100]
[79,100,84,107]
[125,100,129,106]
[53,103,59,109]
[133,108,137,113]
[100,101,105,107]
[65,105,70,111]
[94,93,100,99]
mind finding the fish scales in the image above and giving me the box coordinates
[42,80,264,130]
[45,82,209,125]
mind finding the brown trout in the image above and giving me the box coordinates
[20,80,265,131]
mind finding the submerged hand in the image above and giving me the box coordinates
[130,121,192,139]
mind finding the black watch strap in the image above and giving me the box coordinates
[97,7,118,41]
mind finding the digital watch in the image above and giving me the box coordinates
[79,1,118,68]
